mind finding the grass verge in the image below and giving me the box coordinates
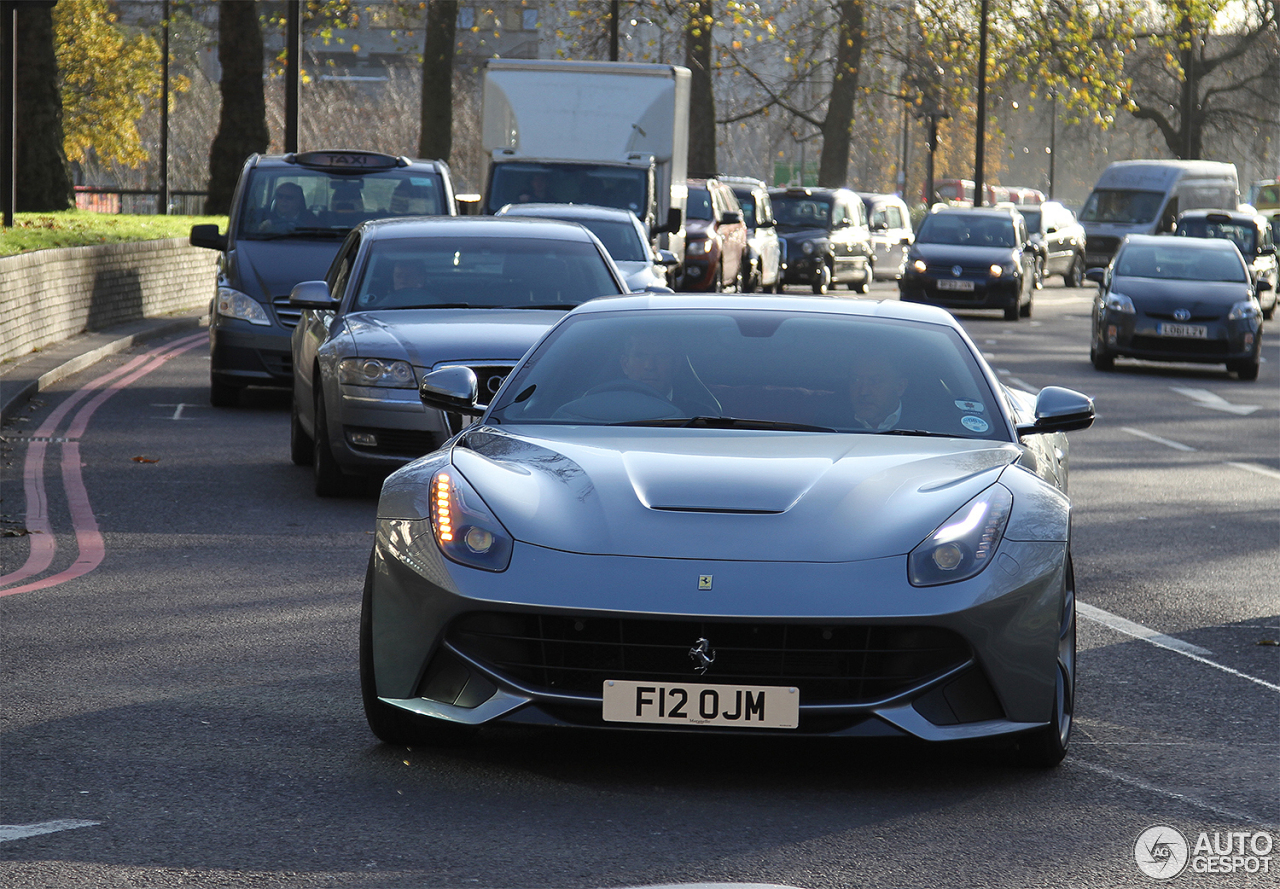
[0,210,229,257]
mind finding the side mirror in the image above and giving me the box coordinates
[652,207,682,236]
[1085,267,1105,284]
[419,365,484,416]
[1016,386,1095,436]
[655,248,680,267]
[190,223,227,252]
[1258,278,1273,293]
[720,210,743,226]
[289,280,340,309]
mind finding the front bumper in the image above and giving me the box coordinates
[367,532,1067,742]
[783,253,826,285]
[1096,309,1261,364]
[899,271,1021,312]
[327,384,452,473]
[209,316,293,389]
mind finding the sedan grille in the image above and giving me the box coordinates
[1130,335,1228,355]
[447,613,971,706]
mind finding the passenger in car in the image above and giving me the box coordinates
[846,350,910,431]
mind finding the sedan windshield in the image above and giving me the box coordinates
[1114,243,1248,283]
[916,214,1016,247]
[350,237,623,310]
[772,196,832,228]
[237,168,447,239]
[490,309,1004,439]
[1175,218,1256,256]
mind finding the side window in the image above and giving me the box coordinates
[886,207,902,229]
[1160,198,1179,233]
[328,234,361,302]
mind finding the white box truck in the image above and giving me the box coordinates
[1078,159,1239,267]
[480,59,690,258]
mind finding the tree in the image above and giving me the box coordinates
[55,0,173,173]
[419,0,457,161]
[685,0,717,177]
[1126,0,1277,159]
[15,1,72,210]
[815,1,864,186]
[205,0,269,214]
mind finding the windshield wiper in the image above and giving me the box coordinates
[875,428,953,437]
[613,415,836,432]
[244,227,346,240]
[511,303,580,310]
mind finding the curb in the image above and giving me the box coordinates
[0,312,209,424]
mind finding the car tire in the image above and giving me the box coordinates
[741,258,758,293]
[1015,555,1075,768]
[210,377,239,408]
[731,259,745,293]
[290,395,313,466]
[1090,342,1114,371]
[812,264,831,295]
[1034,256,1045,290]
[1228,358,1260,381]
[360,557,478,748]
[1019,292,1033,318]
[1003,301,1020,321]
[855,262,872,294]
[1065,253,1085,288]
[313,388,354,498]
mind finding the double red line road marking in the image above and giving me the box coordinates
[1,333,207,596]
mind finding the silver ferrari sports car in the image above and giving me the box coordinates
[362,294,1095,766]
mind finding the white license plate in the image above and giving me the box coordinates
[936,279,975,292]
[1158,323,1208,339]
[602,679,799,729]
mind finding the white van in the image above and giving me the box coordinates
[1079,160,1239,267]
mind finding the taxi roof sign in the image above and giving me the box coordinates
[288,150,407,171]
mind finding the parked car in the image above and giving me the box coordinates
[679,178,748,291]
[1087,234,1266,380]
[288,216,628,496]
[496,203,677,293]
[769,186,873,294]
[189,150,458,407]
[1017,200,1087,289]
[720,176,784,292]
[898,205,1037,321]
[858,192,915,281]
[1174,208,1277,319]
[362,292,1094,767]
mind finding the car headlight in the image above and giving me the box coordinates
[1228,299,1260,321]
[989,262,1015,278]
[687,239,710,256]
[912,258,927,274]
[1104,292,1135,314]
[801,240,817,255]
[908,485,1013,587]
[216,287,271,326]
[337,357,417,388]
[429,468,513,571]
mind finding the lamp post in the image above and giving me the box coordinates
[973,0,988,206]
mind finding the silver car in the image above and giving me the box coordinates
[289,216,627,496]
[362,294,1094,766]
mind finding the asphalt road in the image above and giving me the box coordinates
[2,279,1277,889]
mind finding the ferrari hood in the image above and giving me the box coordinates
[444,427,1022,562]
[341,308,568,367]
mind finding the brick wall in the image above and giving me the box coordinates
[0,239,217,366]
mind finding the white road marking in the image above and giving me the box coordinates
[1078,603,1212,656]
[1170,386,1260,415]
[1072,760,1277,828]
[1120,426,1196,451]
[1080,602,1280,693]
[0,819,101,843]
[1226,461,1280,480]
[153,403,193,420]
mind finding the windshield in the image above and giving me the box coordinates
[1175,218,1256,256]
[686,188,713,221]
[349,237,623,310]
[1078,189,1164,225]
[236,168,446,239]
[488,163,649,217]
[489,309,1003,439]
[1114,243,1248,283]
[916,214,1017,248]
[771,196,831,227]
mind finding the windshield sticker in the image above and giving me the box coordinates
[961,415,990,433]
[955,399,985,412]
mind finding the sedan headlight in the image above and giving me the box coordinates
[686,238,710,256]
[909,485,1013,586]
[1104,292,1135,314]
[429,469,513,572]
[988,262,1016,278]
[216,287,271,326]
[1228,299,1260,321]
[912,258,927,274]
[337,357,417,388]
